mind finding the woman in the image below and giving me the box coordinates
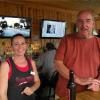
[0,34,40,100]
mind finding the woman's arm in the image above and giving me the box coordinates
[0,62,9,100]
[30,60,40,92]
[21,60,40,95]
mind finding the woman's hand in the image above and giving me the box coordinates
[87,79,100,91]
[21,87,34,96]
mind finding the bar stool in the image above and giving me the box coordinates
[47,71,58,100]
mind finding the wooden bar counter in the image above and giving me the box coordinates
[58,90,100,100]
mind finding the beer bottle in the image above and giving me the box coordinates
[67,70,76,100]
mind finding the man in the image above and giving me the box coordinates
[55,9,100,98]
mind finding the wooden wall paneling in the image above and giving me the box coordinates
[19,5,33,17]
[66,12,76,34]
[43,8,57,20]
[57,11,65,20]
[35,8,44,32]
[17,5,23,16]
[0,3,7,15]
[32,8,40,34]
[27,7,33,18]
[64,13,70,34]
[36,8,44,21]
[20,6,27,17]
[4,4,19,16]
[95,20,100,29]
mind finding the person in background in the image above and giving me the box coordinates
[36,42,56,97]
[37,42,56,79]
[0,34,40,100]
[55,9,100,98]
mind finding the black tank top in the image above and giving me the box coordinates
[7,57,36,100]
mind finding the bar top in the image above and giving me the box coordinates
[58,90,100,100]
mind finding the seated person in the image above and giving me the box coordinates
[36,42,57,96]
[37,42,56,79]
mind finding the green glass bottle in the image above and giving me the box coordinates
[67,70,76,100]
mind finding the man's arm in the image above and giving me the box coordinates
[55,60,93,86]
[55,60,69,79]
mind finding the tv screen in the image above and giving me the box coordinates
[41,19,66,38]
[0,16,32,38]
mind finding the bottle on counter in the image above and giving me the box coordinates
[67,70,76,100]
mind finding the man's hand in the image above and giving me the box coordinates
[75,75,100,91]
[87,79,100,91]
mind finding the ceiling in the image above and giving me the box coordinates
[1,0,100,13]
[17,0,100,11]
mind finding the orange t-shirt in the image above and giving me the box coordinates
[55,35,100,97]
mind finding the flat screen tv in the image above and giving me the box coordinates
[40,19,66,39]
[0,16,32,38]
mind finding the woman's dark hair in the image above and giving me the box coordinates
[11,33,26,45]
[46,42,56,50]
